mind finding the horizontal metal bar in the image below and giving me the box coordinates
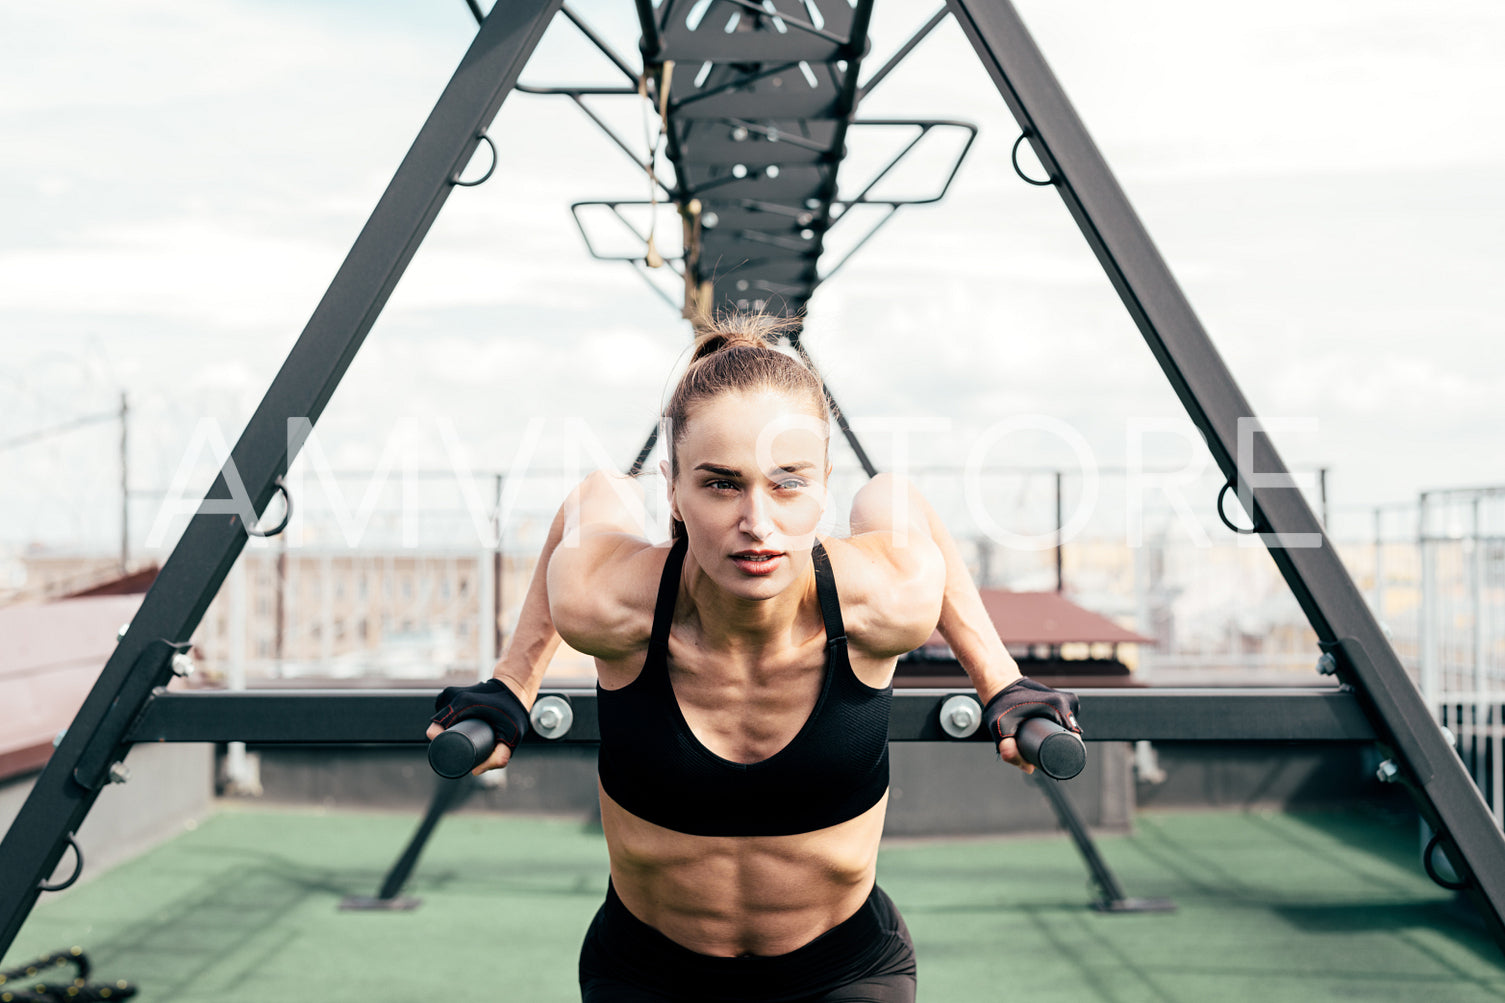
[127,688,1375,745]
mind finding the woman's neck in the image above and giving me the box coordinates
[680,555,819,653]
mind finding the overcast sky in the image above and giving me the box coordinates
[2,0,1503,557]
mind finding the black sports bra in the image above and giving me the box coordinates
[596,536,892,837]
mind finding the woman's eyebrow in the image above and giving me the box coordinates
[692,462,815,477]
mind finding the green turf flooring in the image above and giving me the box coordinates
[6,805,1502,1002]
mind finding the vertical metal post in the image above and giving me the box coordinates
[1054,469,1064,593]
[1420,494,1436,707]
[118,392,129,573]
[1318,466,1328,529]
[1472,498,1487,794]
[0,0,563,958]
[946,0,1505,948]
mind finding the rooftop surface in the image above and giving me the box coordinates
[7,805,1503,1001]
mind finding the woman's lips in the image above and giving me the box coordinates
[731,552,783,576]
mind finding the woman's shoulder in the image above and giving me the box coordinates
[818,533,944,659]
[549,535,673,661]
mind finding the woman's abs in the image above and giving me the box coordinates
[598,783,890,957]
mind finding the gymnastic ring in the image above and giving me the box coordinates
[1011,131,1054,187]
[245,476,292,538]
[1215,480,1259,535]
[1423,831,1469,891]
[39,833,84,892]
[451,132,497,187]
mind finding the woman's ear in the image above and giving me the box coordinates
[659,458,680,522]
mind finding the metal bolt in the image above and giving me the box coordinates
[170,653,195,677]
[938,695,982,739]
[1375,759,1400,784]
[730,125,749,142]
[765,165,780,179]
[1316,652,1337,675]
[701,212,719,229]
[108,763,131,785]
[530,695,574,740]
[796,212,814,226]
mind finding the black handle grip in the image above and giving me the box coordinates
[1016,716,1086,780]
[428,718,497,778]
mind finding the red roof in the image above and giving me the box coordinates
[924,589,1153,648]
[0,594,146,778]
[62,564,158,598]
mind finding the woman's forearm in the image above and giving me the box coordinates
[881,477,1021,702]
[492,501,567,706]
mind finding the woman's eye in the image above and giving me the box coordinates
[707,479,737,491]
[778,479,807,490]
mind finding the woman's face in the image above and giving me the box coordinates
[663,389,830,601]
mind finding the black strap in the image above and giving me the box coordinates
[811,539,847,650]
[648,535,688,658]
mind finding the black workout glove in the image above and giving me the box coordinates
[983,677,1081,745]
[431,678,530,750]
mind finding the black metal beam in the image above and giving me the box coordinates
[945,0,1505,949]
[124,688,1375,745]
[0,0,564,961]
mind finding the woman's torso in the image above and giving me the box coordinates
[594,536,899,957]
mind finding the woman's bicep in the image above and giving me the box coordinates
[826,532,945,659]
[547,533,659,659]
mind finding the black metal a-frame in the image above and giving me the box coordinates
[4,0,1504,962]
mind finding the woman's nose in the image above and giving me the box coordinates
[740,491,773,539]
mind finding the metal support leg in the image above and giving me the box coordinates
[0,0,563,960]
[947,0,1505,950]
[788,333,878,478]
[1031,774,1174,914]
[341,776,480,911]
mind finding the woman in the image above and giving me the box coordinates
[428,314,1079,1002]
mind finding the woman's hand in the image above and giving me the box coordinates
[424,720,515,774]
[428,677,531,775]
[983,678,1081,775]
[996,735,1032,774]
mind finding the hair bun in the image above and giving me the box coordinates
[688,311,800,363]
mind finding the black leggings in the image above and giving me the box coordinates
[578,883,917,1003]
